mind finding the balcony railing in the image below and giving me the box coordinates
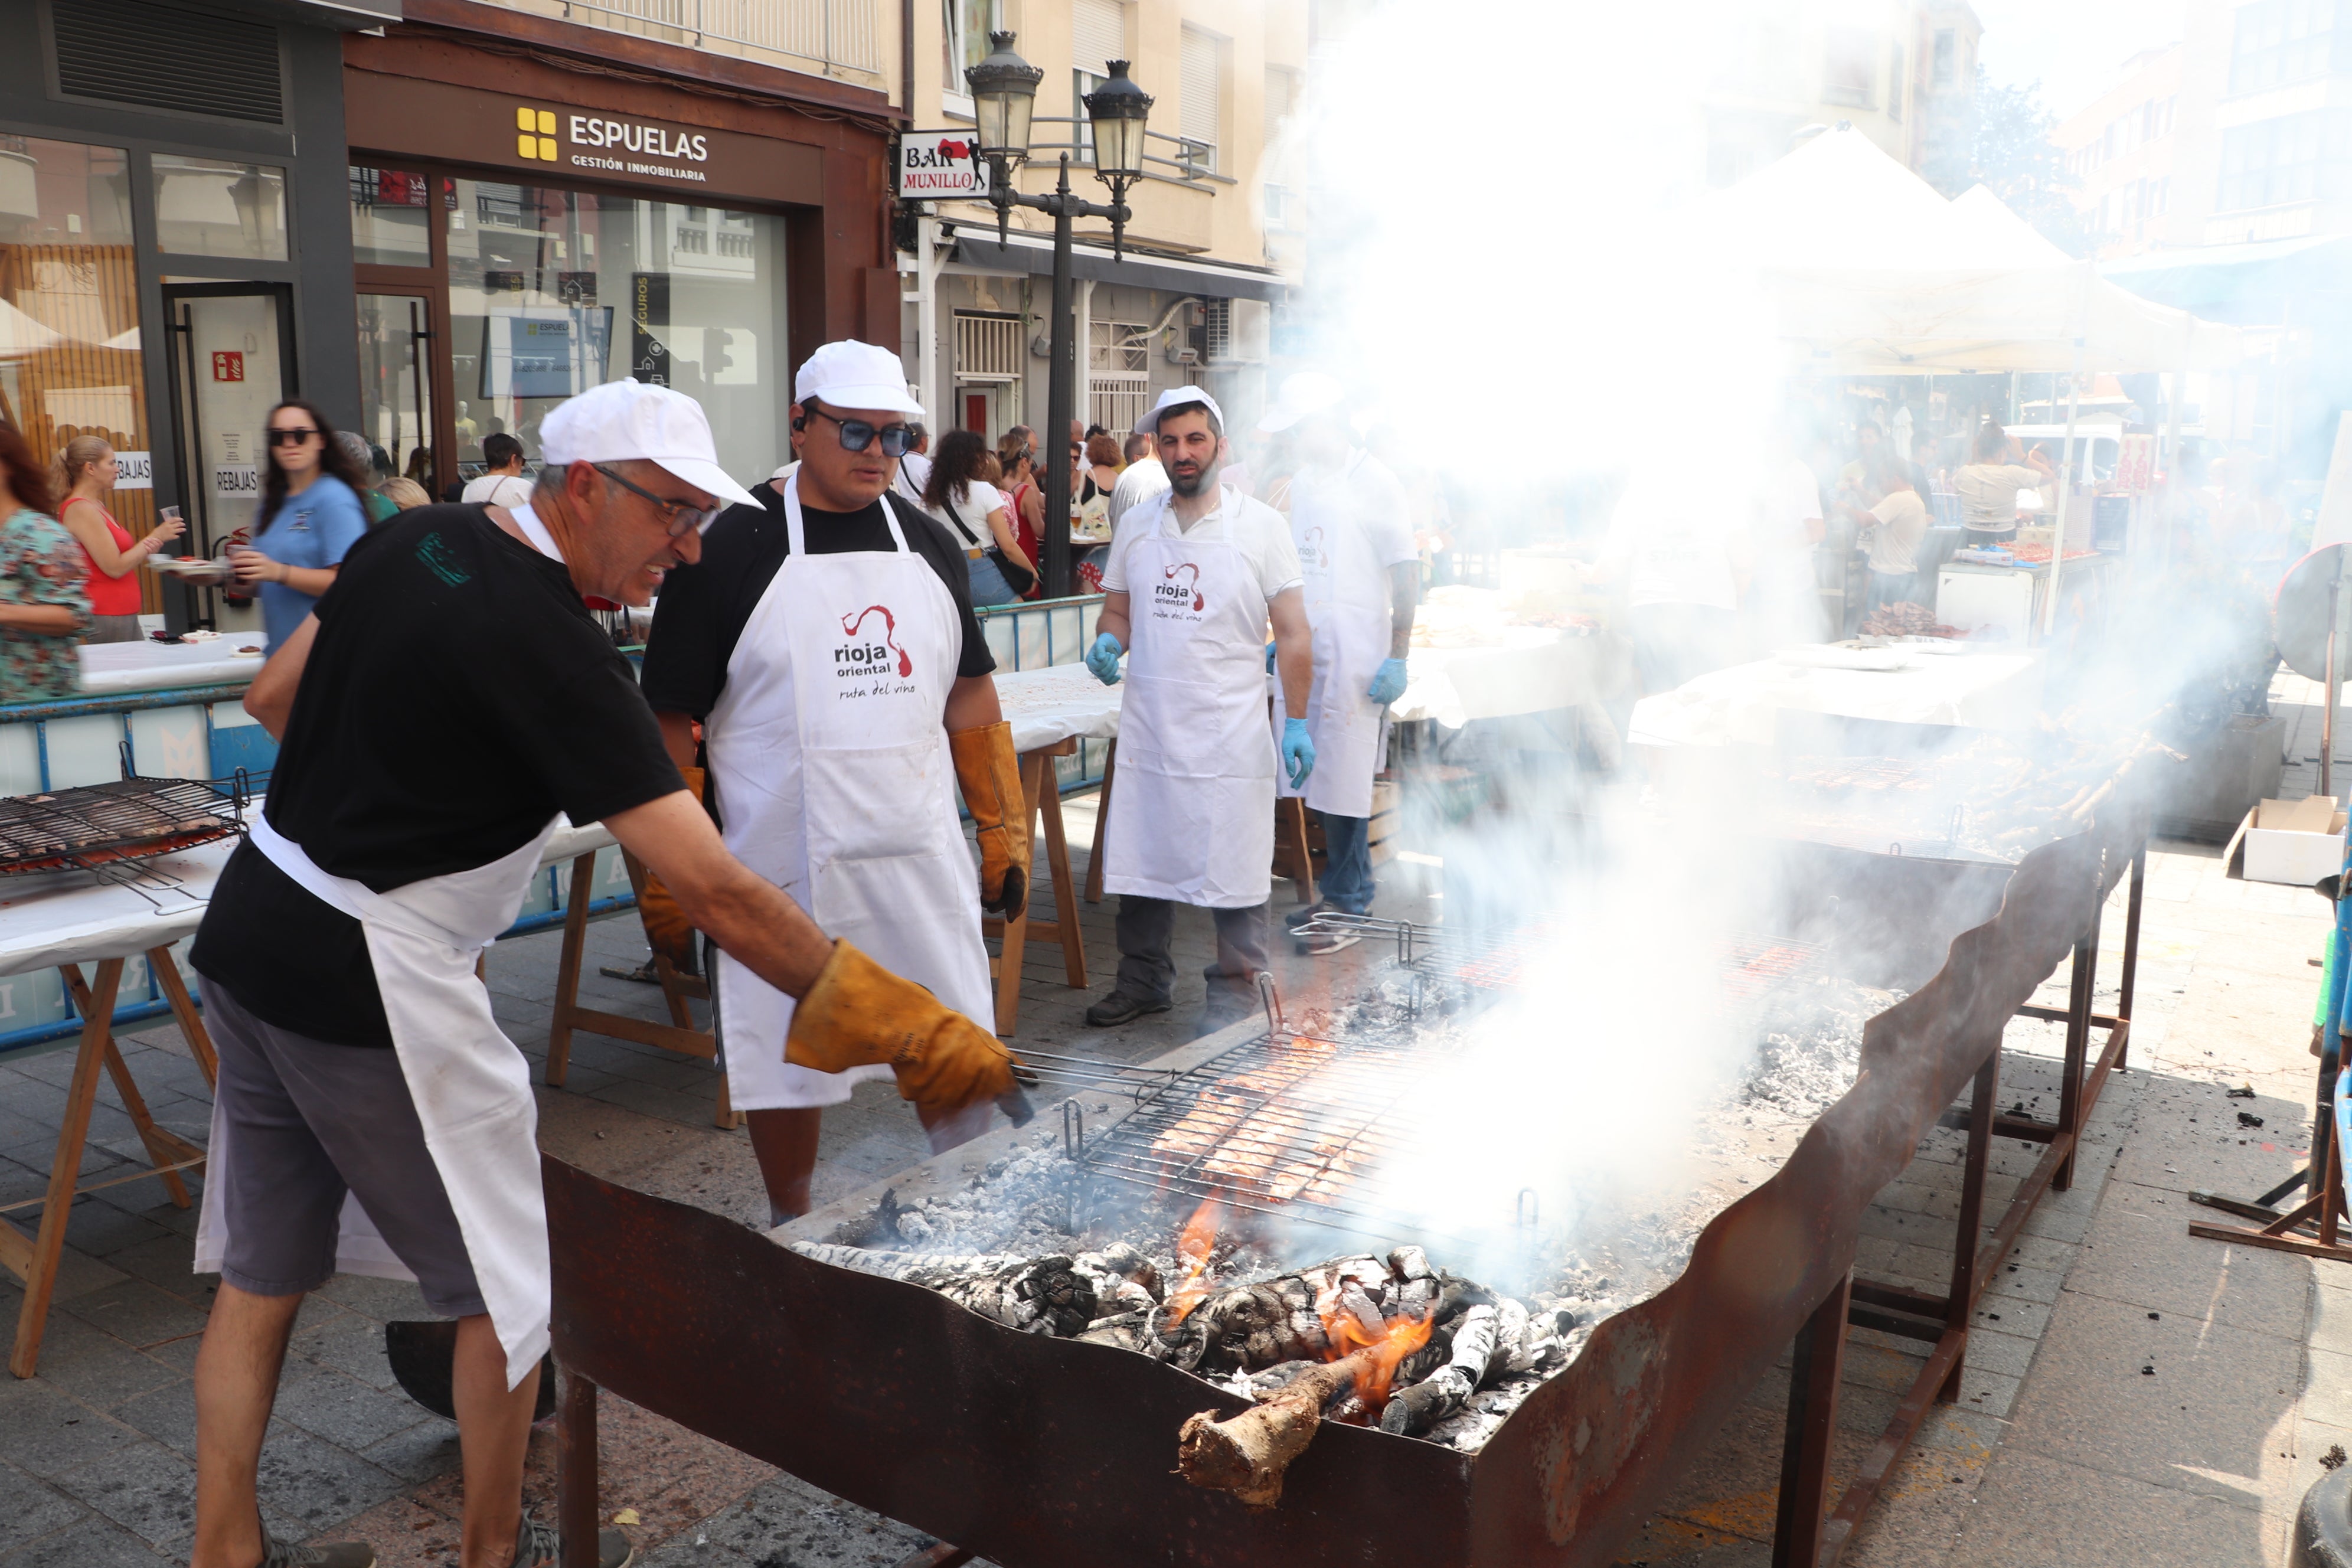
[555,0,878,75]
[1023,116,1222,185]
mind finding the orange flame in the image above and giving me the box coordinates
[1162,1193,1226,1326]
[1315,1273,1436,1413]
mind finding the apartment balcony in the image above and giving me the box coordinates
[487,0,882,82]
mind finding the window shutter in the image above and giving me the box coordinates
[1073,0,1125,74]
[1181,27,1221,166]
[52,0,283,124]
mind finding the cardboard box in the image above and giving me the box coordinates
[2225,796,2348,886]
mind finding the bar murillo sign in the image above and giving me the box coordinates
[343,73,824,207]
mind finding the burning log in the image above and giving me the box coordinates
[1177,1308,1433,1510]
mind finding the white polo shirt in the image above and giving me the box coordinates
[1102,482,1304,605]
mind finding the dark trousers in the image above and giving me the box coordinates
[1115,895,1270,1008]
[1317,811,1375,914]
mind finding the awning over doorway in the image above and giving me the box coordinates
[947,226,1288,303]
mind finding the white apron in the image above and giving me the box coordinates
[705,477,993,1110]
[1102,491,1277,909]
[1274,454,1393,820]
[195,507,577,1389]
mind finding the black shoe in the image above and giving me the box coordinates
[1085,991,1172,1027]
[1283,901,1335,932]
[513,1512,635,1567]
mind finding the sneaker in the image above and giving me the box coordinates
[1084,990,1172,1027]
[1283,901,1335,932]
[1296,927,1360,956]
[259,1534,375,1568]
[514,1512,636,1568]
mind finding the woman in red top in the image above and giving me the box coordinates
[58,436,182,642]
[994,431,1046,600]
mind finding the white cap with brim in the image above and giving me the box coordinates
[1134,385,1225,437]
[540,380,759,517]
[1256,371,1347,434]
[796,339,926,417]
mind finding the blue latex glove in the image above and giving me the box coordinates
[1265,640,1278,673]
[1367,656,1409,705]
[1281,717,1317,789]
[1085,631,1125,685]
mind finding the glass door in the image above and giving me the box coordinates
[356,292,436,497]
[163,282,293,632]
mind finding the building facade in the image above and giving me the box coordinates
[896,0,1299,445]
[341,0,901,498]
[1704,0,1981,185]
[0,0,381,607]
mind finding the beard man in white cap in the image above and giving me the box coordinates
[1080,388,1316,1028]
[641,339,1029,1223]
[182,378,1018,1568]
[1256,373,1420,955]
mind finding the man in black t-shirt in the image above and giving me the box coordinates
[182,380,1017,1568]
[641,337,1033,1227]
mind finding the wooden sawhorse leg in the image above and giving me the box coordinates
[1275,796,1317,906]
[984,740,1087,1037]
[1086,741,1116,904]
[545,853,737,1130]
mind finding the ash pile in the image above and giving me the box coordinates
[790,1239,1574,1451]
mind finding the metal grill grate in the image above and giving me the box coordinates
[0,775,246,876]
[1297,914,1830,1007]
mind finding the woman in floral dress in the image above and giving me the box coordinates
[0,422,90,703]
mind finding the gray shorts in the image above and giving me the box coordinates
[204,978,487,1317]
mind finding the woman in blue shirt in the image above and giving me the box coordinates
[230,400,373,649]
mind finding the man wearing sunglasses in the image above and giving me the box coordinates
[642,339,1027,1226]
[181,378,1020,1568]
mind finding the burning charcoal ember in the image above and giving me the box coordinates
[1378,1301,1499,1437]
[1012,1257,1100,1337]
[1387,1244,1432,1281]
[1093,1242,1162,1298]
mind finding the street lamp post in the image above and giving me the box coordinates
[965,33,1152,598]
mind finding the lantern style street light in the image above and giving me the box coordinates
[963,33,1155,596]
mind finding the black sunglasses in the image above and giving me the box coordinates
[267,427,319,446]
[806,406,916,458]
[591,463,722,537]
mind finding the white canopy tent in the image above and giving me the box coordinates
[1694,128,2241,627]
[1697,128,2242,375]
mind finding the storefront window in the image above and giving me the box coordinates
[153,156,288,260]
[0,136,151,537]
[446,178,786,481]
[348,165,432,267]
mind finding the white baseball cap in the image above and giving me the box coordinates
[1256,371,1347,434]
[1134,385,1226,437]
[795,339,926,417]
[540,380,759,514]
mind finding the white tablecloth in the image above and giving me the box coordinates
[77,637,270,696]
[1389,633,1626,729]
[1628,649,2044,749]
[992,662,1123,754]
[0,816,618,978]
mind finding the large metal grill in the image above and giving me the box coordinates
[1062,1014,1471,1244]
[0,775,248,890]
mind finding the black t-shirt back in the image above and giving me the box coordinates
[191,507,684,1044]
[638,482,995,721]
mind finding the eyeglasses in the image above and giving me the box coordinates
[806,407,916,458]
[267,427,319,447]
[591,463,723,537]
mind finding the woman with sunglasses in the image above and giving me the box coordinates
[231,400,373,649]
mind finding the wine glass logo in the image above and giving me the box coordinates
[840,605,910,677]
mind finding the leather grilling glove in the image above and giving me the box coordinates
[784,939,1021,1110]
[950,720,1030,922]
